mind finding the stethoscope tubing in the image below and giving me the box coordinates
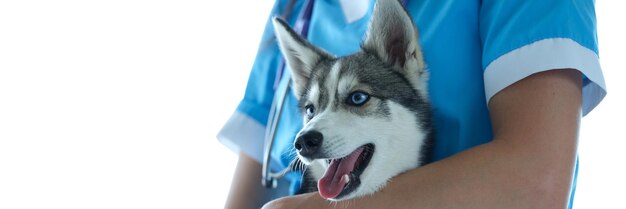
[261,0,315,189]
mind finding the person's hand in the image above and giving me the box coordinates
[262,192,340,209]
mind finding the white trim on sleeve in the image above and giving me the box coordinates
[484,38,607,116]
[217,111,266,164]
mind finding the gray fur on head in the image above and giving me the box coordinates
[272,0,428,100]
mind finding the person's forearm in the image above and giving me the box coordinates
[225,152,269,209]
[352,138,576,209]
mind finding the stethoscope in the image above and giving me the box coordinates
[261,0,315,189]
[261,0,409,189]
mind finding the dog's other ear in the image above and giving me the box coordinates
[363,0,426,81]
[272,17,332,98]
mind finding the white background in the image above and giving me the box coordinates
[0,1,623,208]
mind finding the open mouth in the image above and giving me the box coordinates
[317,144,375,199]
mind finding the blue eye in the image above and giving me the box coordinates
[348,91,370,106]
[305,105,315,118]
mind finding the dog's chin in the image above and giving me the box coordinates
[314,144,375,200]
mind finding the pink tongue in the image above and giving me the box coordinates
[317,147,364,199]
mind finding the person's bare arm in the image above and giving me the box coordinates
[225,152,270,209]
[264,69,582,209]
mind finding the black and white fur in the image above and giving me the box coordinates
[272,0,433,201]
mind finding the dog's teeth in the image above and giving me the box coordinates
[343,174,350,183]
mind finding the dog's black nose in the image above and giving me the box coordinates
[294,131,323,157]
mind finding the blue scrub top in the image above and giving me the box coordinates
[218,0,607,207]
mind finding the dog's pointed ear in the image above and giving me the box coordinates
[363,0,426,80]
[272,17,332,98]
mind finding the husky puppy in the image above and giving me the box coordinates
[272,0,433,201]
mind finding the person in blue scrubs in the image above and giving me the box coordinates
[219,0,607,208]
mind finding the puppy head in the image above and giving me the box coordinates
[273,0,429,201]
